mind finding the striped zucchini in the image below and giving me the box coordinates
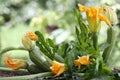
[27,64,45,74]
[29,46,52,71]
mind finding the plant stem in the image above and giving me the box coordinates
[102,27,116,63]
[0,47,26,55]
[92,32,98,50]
[0,72,53,80]
[0,67,28,73]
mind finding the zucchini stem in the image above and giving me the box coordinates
[92,32,98,50]
[102,28,116,63]
[0,72,53,80]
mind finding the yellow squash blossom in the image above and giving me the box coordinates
[50,61,66,76]
[78,4,111,32]
[22,31,38,50]
[74,55,90,67]
[4,54,28,70]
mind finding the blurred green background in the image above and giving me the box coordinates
[0,0,120,69]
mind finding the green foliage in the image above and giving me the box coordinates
[29,9,117,79]
[35,31,56,60]
[74,9,100,58]
[56,42,68,58]
[64,41,76,74]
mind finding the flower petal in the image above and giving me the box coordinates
[4,54,27,70]
[26,32,38,41]
[98,14,111,26]
[50,61,66,76]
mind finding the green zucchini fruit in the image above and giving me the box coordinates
[29,46,52,71]
[27,64,45,74]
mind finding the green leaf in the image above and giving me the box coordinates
[64,41,76,73]
[35,31,54,60]
[46,38,56,53]
[36,41,48,55]
[99,60,112,75]
[81,21,89,33]
[75,26,81,45]
[73,8,82,26]
[87,47,100,58]
[65,50,75,74]
[57,42,69,58]
[74,8,89,34]
[46,38,55,48]
[35,31,46,44]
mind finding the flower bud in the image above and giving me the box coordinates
[102,6,118,26]
[22,31,38,50]
[22,36,33,50]
[4,54,28,70]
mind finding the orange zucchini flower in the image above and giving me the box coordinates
[26,31,38,41]
[74,59,81,68]
[50,61,66,76]
[78,4,111,32]
[22,31,38,50]
[74,55,90,68]
[4,54,28,70]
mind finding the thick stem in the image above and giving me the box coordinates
[0,72,53,80]
[92,32,98,50]
[0,67,28,72]
[0,47,26,55]
[102,28,116,63]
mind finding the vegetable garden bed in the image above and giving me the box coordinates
[0,3,120,80]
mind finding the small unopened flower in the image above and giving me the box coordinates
[4,54,28,70]
[78,4,111,32]
[22,31,38,50]
[50,61,66,76]
[22,36,33,50]
[74,55,90,68]
[102,6,118,26]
